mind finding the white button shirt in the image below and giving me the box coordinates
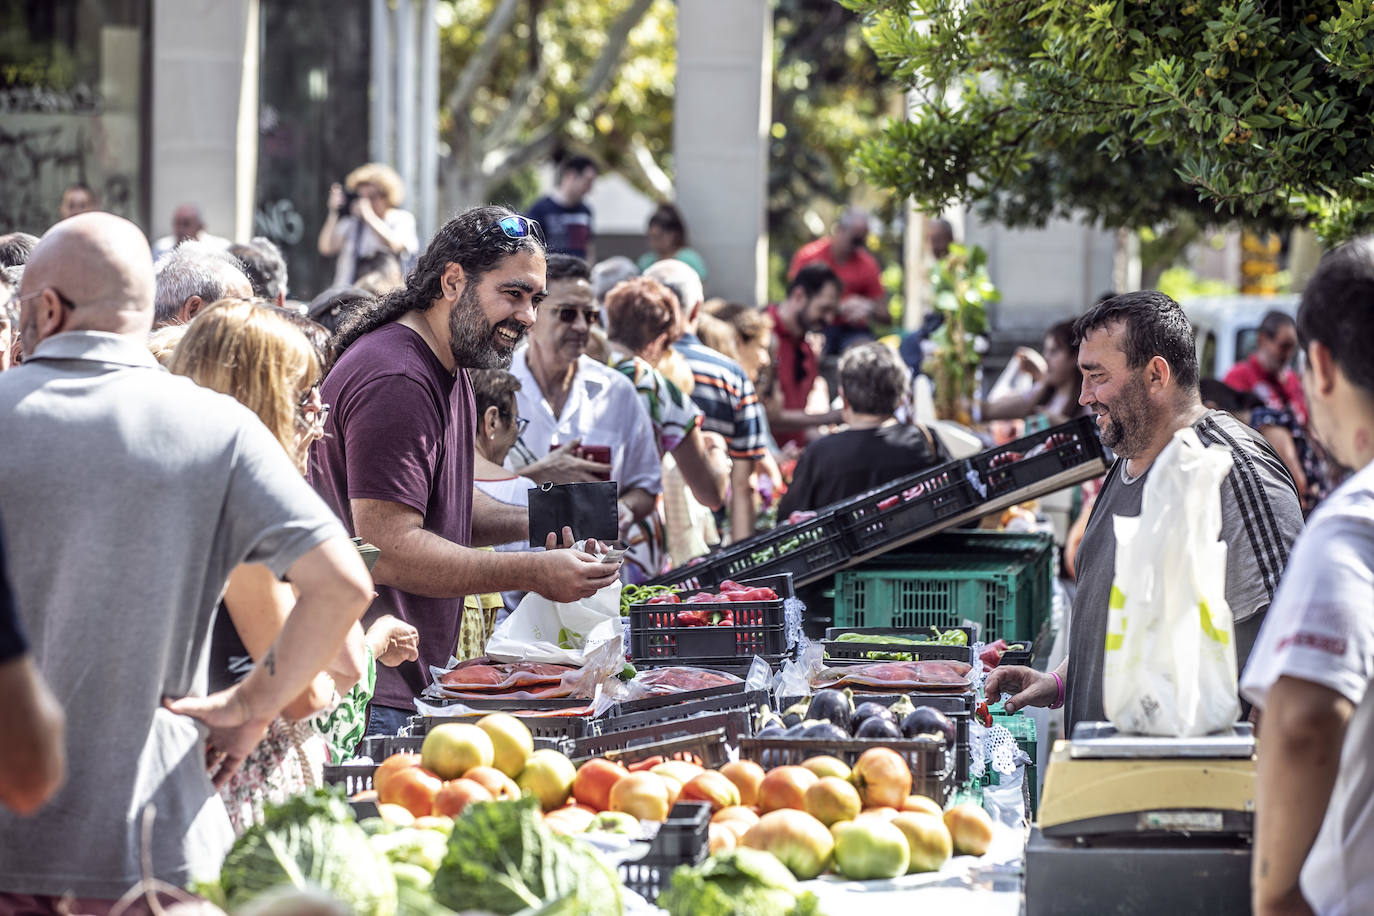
[506,349,662,495]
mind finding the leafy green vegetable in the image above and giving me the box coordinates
[369,827,449,873]
[393,863,460,916]
[432,796,623,915]
[218,787,396,916]
[658,849,824,916]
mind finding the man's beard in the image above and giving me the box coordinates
[1096,373,1154,457]
[448,279,525,369]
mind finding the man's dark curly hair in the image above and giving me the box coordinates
[333,205,544,355]
[1072,290,1200,391]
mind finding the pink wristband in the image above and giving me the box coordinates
[1049,671,1065,710]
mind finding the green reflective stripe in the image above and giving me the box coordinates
[1109,584,1126,610]
[1105,631,1124,651]
[1199,599,1231,646]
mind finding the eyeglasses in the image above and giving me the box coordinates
[5,287,77,314]
[477,215,545,247]
[297,385,330,436]
[513,415,530,436]
[545,305,602,327]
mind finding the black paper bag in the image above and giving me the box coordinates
[527,480,618,546]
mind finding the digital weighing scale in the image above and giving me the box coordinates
[1025,721,1255,915]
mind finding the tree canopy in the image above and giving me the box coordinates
[437,0,673,208]
[841,0,1374,240]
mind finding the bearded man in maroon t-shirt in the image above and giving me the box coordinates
[311,205,621,735]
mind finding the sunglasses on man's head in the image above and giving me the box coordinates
[479,215,544,246]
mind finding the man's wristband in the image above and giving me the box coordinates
[1049,671,1065,710]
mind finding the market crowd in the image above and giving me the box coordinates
[0,162,1370,916]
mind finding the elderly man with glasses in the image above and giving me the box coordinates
[504,253,662,566]
[311,208,622,738]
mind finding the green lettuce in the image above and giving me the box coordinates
[658,848,824,916]
[432,796,623,915]
[218,787,396,916]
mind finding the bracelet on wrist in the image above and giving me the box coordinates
[1049,671,1065,710]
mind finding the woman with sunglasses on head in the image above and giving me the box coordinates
[169,299,376,830]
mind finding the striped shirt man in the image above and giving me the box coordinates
[1064,409,1304,732]
[674,331,769,462]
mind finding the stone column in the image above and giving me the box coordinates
[674,0,772,303]
[151,0,259,244]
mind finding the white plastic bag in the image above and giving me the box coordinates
[485,580,623,667]
[1102,427,1241,737]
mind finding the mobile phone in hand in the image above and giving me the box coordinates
[575,444,613,482]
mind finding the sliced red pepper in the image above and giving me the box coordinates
[976,700,993,728]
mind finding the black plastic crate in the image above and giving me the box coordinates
[998,649,1033,668]
[629,574,795,665]
[618,801,711,903]
[718,513,849,584]
[409,710,602,743]
[614,679,750,716]
[606,688,769,735]
[738,733,954,805]
[571,718,740,769]
[774,689,974,783]
[629,575,792,664]
[822,625,976,665]
[969,415,1105,498]
[837,460,982,555]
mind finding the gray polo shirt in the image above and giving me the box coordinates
[0,331,345,898]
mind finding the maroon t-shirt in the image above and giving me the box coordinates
[310,322,475,711]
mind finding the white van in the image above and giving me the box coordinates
[1181,294,1299,380]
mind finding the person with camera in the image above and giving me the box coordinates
[317,162,419,287]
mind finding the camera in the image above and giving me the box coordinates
[335,187,359,216]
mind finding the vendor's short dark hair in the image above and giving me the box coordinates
[1258,309,1295,339]
[839,342,909,416]
[1072,290,1199,390]
[1299,237,1374,397]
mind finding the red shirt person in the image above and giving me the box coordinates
[789,210,886,354]
[1224,310,1308,427]
[765,262,843,449]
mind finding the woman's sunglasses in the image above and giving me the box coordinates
[478,215,545,246]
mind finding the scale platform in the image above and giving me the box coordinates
[1025,722,1255,915]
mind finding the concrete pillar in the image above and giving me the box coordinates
[418,0,439,240]
[674,0,771,304]
[151,0,259,244]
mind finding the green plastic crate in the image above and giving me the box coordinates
[832,531,1053,643]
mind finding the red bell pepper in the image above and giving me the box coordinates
[647,593,681,604]
[976,700,993,728]
[979,639,1008,668]
[877,495,900,511]
[718,580,748,594]
[726,587,779,602]
[684,592,718,604]
[675,608,710,626]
